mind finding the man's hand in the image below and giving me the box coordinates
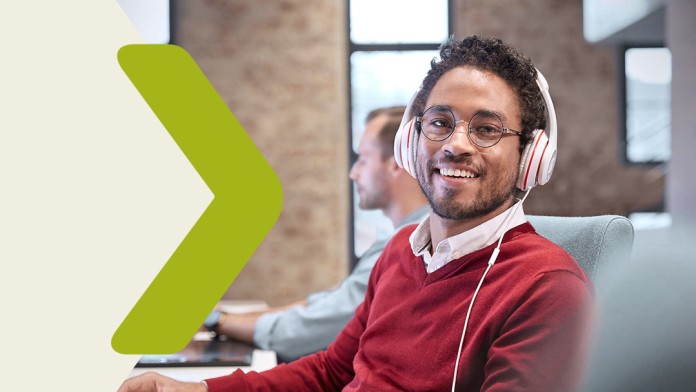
[212,299,308,343]
[216,313,259,343]
[118,372,208,392]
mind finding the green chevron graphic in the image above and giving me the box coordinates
[112,44,282,354]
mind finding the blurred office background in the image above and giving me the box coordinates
[119,0,694,307]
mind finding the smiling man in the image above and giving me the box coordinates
[120,35,593,392]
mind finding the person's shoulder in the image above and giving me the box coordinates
[395,223,419,240]
[380,224,416,255]
[372,224,418,268]
[360,216,424,261]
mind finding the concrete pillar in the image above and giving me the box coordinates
[666,0,696,229]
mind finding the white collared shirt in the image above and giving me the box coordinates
[409,204,527,273]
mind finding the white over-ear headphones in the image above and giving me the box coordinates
[394,69,558,191]
[393,95,420,179]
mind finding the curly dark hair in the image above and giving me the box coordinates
[413,35,547,150]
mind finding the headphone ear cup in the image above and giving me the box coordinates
[394,120,406,169]
[394,118,418,178]
[516,129,549,191]
[537,141,557,187]
[406,120,418,178]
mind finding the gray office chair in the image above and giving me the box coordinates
[527,215,634,280]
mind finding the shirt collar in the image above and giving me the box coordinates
[409,203,528,272]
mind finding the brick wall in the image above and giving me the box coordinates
[175,0,349,305]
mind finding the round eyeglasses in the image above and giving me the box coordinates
[415,105,522,148]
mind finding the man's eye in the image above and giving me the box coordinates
[475,125,500,134]
[429,118,451,129]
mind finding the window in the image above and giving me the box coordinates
[623,47,671,163]
[622,46,670,228]
[348,0,452,264]
[117,0,171,44]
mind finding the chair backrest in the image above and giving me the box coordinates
[527,215,634,280]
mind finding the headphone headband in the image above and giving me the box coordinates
[521,69,557,189]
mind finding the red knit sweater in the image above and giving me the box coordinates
[206,223,593,391]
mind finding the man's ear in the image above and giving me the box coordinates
[387,157,403,177]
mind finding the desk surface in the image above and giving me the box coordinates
[128,300,276,382]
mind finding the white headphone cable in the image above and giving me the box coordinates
[450,189,532,392]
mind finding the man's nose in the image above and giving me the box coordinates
[443,123,476,155]
[349,162,358,180]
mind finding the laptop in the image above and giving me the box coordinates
[136,334,255,368]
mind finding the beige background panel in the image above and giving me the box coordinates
[0,0,212,390]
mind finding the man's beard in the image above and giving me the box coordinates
[416,154,516,221]
[356,178,389,211]
[358,190,387,211]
